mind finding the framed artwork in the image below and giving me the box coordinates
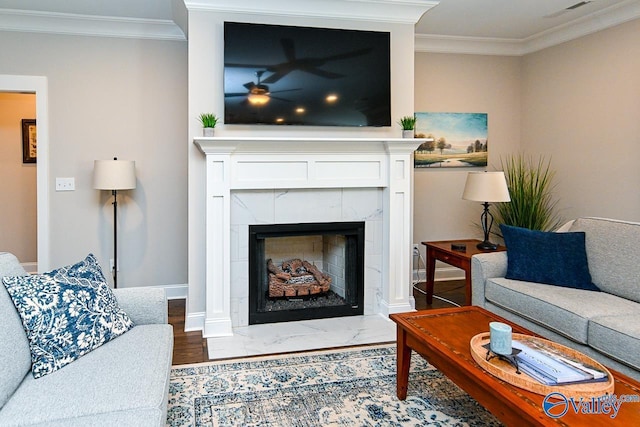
[22,119,37,164]
[414,112,488,168]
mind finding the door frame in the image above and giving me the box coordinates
[0,75,50,271]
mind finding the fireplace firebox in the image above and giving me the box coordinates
[249,222,365,324]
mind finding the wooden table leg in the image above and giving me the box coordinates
[464,270,472,306]
[396,325,411,400]
[426,246,436,305]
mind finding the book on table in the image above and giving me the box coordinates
[512,340,607,386]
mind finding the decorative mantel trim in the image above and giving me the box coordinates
[194,137,423,190]
[194,137,423,337]
[184,0,438,25]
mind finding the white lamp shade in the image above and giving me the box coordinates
[462,171,511,202]
[93,159,136,190]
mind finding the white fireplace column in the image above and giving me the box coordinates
[380,140,421,316]
[195,137,423,338]
[202,142,236,337]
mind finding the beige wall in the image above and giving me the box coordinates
[0,32,188,288]
[521,18,640,222]
[0,93,37,263]
[413,53,522,248]
[413,17,640,254]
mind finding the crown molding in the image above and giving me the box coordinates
[520,0,640,55]
[0,8,186,40]
[415,0,640,56]
[183,0,439,25]
[415,34,523,56]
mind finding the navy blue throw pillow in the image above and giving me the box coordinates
[500,224,599,291]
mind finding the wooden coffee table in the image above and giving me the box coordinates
[390,306,640,426]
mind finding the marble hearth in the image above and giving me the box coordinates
[194,137,422,339]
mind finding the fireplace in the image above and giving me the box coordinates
[194,137,421,338]
[249,222,365,324]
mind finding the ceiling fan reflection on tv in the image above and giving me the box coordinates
[258,38,372,84]
[226,38,372,84]
[224,70,301,106]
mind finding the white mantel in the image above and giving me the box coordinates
[194,137,423,337]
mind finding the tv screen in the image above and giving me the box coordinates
[223,22,391,127]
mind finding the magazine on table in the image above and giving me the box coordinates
[512,340,608,385]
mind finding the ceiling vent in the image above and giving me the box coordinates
[544,1,593,18]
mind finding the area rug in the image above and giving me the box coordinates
[167,344,501,426]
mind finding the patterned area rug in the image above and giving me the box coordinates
[167,344,502,426]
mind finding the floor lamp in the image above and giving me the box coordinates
[462,171,511,250]
[93,157,136,288]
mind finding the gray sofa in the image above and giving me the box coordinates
[0,252,174,426]
[471,217,640,381]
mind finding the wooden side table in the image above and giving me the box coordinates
[421,239,506,306]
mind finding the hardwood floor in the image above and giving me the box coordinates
[168,299,209,366]
[168,279,466,366]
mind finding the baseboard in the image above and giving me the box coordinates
[21,262,38,274]
[412,266,465,283]
[148,283,188,300]
[434,266,465,281]
[184,311,205,332]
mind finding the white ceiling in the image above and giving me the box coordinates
[0,0,639,54]
[416,0,629,39]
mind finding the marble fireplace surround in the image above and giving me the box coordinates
[194,137,422,338]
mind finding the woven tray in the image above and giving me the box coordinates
[470,333,614,399]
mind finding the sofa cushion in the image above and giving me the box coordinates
[2,254,133,378]
[588,315,640,371]
[0,324,173,426]
[500,224,599,291]
[569,217,640,303]
[0,253,32,410]
[485,277,640,344]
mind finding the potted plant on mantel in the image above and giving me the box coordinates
[198,113,218,137]
[398,115,416,138]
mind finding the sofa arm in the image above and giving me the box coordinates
[113,287,168,325]
[471,252,508,307]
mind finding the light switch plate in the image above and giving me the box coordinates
[55,177,75,191]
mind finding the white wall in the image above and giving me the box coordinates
[413,53,522,248]
[521,18,640,222]
[0,32,188,287]
[187,10,418,320]
[0,93,37,263]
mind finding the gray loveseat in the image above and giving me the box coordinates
[471,217,640,381]
[0,252,174,426]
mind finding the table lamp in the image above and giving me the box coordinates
[462,171,511,250]
[93,157,136,287]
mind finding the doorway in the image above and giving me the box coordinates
[0,75,50,272]
[0,92,37,270]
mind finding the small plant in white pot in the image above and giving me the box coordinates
[398,115,416,138]
[198,113,218,137]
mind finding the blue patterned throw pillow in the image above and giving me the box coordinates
[1,254,133,378]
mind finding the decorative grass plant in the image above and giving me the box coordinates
[398,115,417,130]
[493,154,563,232]
[198,113,218,128]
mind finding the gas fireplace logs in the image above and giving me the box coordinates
[267,258,332,298]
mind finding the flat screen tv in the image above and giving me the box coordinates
[223,22,391,127]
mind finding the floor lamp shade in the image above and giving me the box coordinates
[93,159,136,190]
[462,171,510,250]
[93,158,136,288]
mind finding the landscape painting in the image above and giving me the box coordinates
[414,112,488,168]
